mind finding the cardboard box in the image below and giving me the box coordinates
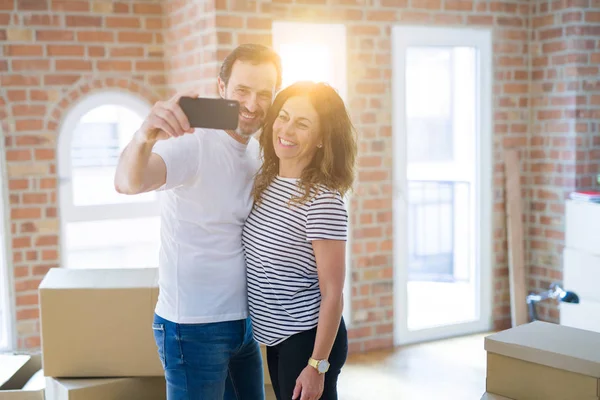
[480,393,514,400]
[485,321,600,400]
[39,268,163,377]
[45,377,165,400]
[0,353,45,399]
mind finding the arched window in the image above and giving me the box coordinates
[58,92,160,269]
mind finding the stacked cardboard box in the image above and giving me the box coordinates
[0,337,166,400]
[36,267,273,399]
[484,321,600,400]
[44,377,166,400]
[39,268,162,378]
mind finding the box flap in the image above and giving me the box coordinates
[39,268,158,290]
[0,355,30,389]
[480,393,514,400]
[485,321,600,377]
[0,354,42,390]
[21,370,44,391]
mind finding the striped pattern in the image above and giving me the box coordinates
[242,177,348,346]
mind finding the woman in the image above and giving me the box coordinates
[242,81,357,400]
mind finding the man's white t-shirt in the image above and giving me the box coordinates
[151,128,261,324]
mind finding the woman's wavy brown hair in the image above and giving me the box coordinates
[252,81,357,205]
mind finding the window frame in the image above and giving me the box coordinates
[0,122,16,351]
[58,91,157,268]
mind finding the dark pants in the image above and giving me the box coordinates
[152,313,264,400]
[267,318,348,400]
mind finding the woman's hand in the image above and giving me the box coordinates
[292,365,324,400]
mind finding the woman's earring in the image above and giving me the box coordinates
[317,144,322,148]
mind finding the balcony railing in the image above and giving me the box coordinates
[407,180,471,282]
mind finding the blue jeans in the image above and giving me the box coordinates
[152,313,264,400]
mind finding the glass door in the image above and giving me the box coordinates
[392,26,493,345]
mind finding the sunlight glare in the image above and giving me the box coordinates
[278,43,332,90]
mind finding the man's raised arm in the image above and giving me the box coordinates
[114,91,196,195]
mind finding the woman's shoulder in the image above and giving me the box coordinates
[309,185,345,206]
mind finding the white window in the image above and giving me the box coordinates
[272,22,347,101]
[58,92,160,270]
[272,22,353,324]
[0,122,15,351]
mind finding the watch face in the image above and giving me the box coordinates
[318,360,330,374]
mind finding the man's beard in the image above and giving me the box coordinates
[236,106,264,137]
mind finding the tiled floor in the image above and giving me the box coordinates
[265,332,490,400]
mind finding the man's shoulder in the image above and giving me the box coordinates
[248,136,260,150]
[247,136,261,158]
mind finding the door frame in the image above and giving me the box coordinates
[0,122,16,351]
[391,25,493,346]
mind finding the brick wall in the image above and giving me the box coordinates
[528,0,600,322]
[0,0,167,349]
[210,0,532,351]
[165,0,219,95]
[1,0,597,352]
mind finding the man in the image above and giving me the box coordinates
[114,44,282,399]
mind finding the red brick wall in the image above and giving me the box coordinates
[1,0,596,352]
[528,0,599,322]
[210,0,532,351]
[0,0,166,349]
[165,0,219,96]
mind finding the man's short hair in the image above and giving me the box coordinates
[219,43,283,91]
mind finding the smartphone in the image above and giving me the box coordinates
[178,96,240,130]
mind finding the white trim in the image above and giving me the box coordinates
[64,203,160,223]
[0,122,16,351]
[58,91,154,269]
[392,25,493,346]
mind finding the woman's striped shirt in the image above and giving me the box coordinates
[241,176,348,346]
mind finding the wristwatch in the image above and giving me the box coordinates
[308,357,330,374]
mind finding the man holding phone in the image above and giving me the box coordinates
[114,44,282,399]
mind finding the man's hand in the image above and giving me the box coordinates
[114,89,202,194]
[138,90,198,143]
[292,365,324,400]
